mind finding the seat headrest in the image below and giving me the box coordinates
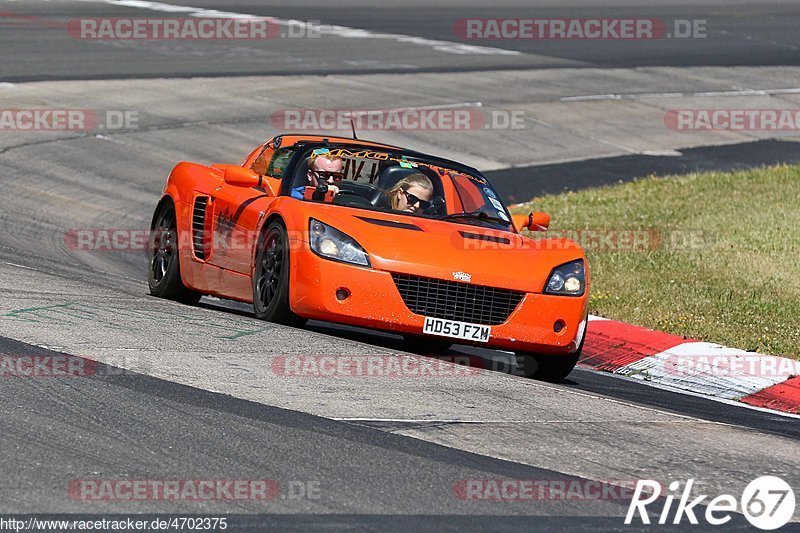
[294,158,310,180]
[376,166,418,191]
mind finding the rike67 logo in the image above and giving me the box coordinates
[626,476,796,530]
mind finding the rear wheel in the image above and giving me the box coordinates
[148,200,202,304]
[253,220,306,326]
[402,334,453,355]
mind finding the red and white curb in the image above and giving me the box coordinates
[579,315,800,416]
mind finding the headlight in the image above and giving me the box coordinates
[309,219,370,267]
[545,259,585,296]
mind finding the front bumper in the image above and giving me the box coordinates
[289,245,587,355]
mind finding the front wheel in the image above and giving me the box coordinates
[402,335,453,354]
[148,200,202,304]
[516,333,584,382]
[253,220,306,326]
[515,353,579,382]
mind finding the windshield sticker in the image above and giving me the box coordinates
[312,148,433,172]
[466,173,488,185]
[309,148,486,189]
[488,197,504,211]
[497,211,510,222]
[320,148,390,160]
[484,187,497,199]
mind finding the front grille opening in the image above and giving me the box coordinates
[391,273,524,325]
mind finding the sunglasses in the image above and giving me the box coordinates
[312,170,344,181]
[402,190,432,210]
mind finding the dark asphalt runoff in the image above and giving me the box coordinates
[486,139,800,202]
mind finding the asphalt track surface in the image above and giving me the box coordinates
[2,0,800,81]
[1,0,800,531]
[1,336,764,531]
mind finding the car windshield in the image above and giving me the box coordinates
[289,145,512,229]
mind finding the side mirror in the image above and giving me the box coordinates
[513,211,550,232]
[224,165,261,187]
[222,165,276,196]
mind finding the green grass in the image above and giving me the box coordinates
[514,163,800,359]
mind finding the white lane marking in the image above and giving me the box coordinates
[2,261,37,271]
[94,134,124,143]
[333,418,498,423]
[0,83,17,89]
[99,0,520,56]
[340,101,483,118]
[640,149,683,156]
[694,89,800,97]
[562,93,621,101]
[331,418,706,424]
[562,87,800,102]
[614,341,798,400]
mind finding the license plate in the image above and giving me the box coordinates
[422,317,491,343]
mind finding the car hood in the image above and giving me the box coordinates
[313,207,585,294]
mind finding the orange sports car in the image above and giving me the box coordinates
[148,134,589,381]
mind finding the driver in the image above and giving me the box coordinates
[291,154,345,199]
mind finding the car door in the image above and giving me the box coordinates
[208,147,292,274]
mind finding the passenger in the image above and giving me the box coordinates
[291,154,344,200]
[386,173,434,214]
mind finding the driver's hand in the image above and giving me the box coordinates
[328,184,340,196]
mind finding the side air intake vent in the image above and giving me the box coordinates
[192,196,210,260]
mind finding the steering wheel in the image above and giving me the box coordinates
[425,195,446,216]
[332,189,373,207]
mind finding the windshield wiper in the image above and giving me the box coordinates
[438,210,511,226]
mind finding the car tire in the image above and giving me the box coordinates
[148,200,202,305]
[253,220,306,326]
[515,333,585,382]
[402,334,453,354]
